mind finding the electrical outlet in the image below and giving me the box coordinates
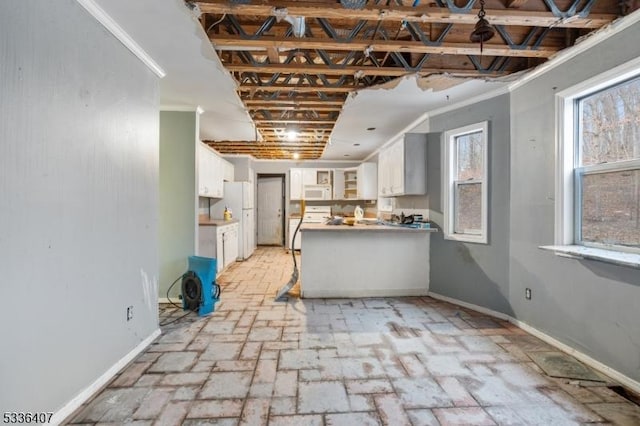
[126,306,133,321]
[525,288,532,300]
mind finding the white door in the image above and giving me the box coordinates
[257,176,284,245]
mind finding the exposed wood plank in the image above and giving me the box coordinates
[239,84,356,93]
[195,1,614,28]
[243,99,345,106]
[507,0,530,8]
[254,119,336,124]
[225,63,509,77]
[266,47,280,63]
[248,105,343,111]
[212,35,560,58]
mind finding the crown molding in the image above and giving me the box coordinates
[76,0,165,78]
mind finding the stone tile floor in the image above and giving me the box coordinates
[66,247,640,425]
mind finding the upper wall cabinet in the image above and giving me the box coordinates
[290,168,333,200]
[378,133,427,197]
[333,163,378,200]
[199,143,233,198]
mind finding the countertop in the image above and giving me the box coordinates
[300,223,436,233]
[199,218,239,227]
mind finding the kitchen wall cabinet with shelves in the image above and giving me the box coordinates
[333,162,378,200]
[378,133,427,197]
[198,142,234,198]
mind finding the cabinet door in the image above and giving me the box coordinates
[290,168,303,200]
[212,154,224,198]
[390,140,405,195]
[378,148,390,196]
[198,144,209,196]
[198,226,216,258]
[357,163,377,200]
[301,169,317,186]
[343,169,358,200]
[332,168,345,200]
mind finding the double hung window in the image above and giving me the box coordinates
[555,59,640,259]
[443,121,489,244]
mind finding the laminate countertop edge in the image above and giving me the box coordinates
[300,223,437,233]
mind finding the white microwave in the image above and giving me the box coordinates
[303,184,332,200]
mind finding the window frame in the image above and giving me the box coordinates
[555,57,640,254]
[443,121,489,244]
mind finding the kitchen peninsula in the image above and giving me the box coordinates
[299,223,436,298]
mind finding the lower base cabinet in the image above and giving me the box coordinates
[198,223,239,274]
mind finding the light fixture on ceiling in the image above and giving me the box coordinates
[469,0,494,54]
[287,130,298,141]
[293,152,300,160]
[366,127,376,131]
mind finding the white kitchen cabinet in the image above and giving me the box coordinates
[198,142,227,198]
[290,168,333,200]
[332,163,377,200]
[224,224,239,269]
[378,133,427,196]
[357,163,377,200]
[198,223,239,274]
[290,168,303,200]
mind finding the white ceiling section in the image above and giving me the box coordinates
[326,75,507,160]
[92,0,506,159]
[93,0,256,141]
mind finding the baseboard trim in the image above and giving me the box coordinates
[427,291,640,394]
[52,328,161,425]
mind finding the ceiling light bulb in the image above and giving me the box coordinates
[293,152,300,159]
[287,130,297,141]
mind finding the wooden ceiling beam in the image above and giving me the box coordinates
[212,35,559,58]
[239,84,356,93]
[195,1,614,29]
[254,119,336,124]
[226,63,509,77]
[243,99,345,106]
[248,105,343,112]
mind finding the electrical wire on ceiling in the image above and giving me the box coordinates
[207,13,227,33]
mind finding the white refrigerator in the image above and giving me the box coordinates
[213,181,256,260]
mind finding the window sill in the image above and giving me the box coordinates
[539,245,640,269]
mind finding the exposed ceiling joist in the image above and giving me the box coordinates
[195,1,614,28]
[226,63,509,77]
[212,35,559,58]
[239,84,356,93]
[194,0,624,160]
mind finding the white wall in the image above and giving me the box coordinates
[0,0,160,413]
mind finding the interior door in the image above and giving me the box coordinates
[257,175,284,245]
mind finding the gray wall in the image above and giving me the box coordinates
[0,0,159,412]
[159,112,198,298]
[509,23,640,381]
[428,95,513,315]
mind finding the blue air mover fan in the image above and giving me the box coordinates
[181,256,219,316]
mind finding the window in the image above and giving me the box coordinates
[443,121,489,243]
[555,59,640,255]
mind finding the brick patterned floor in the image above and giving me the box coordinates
[66,247,640,425]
